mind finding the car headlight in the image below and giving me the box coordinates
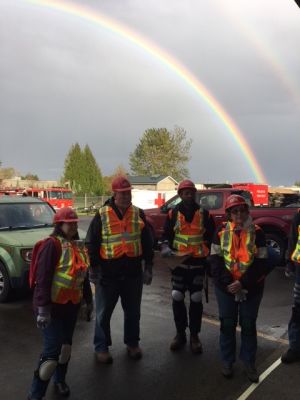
[21,249,33,263]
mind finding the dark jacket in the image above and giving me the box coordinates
[286,210,300,263]
[210,220,270,296]
[161,201,215,266]
[86,198,154,281]
[33,236,93,317]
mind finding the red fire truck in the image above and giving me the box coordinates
[232,183,269,206]
[25,187,74,210]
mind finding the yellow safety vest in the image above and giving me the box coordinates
[99,205,144,259]
[51,237,89,304]
[172,209,209,258]
[291,225,300,263]
[219,222,257,279]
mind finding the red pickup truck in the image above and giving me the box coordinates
[144,188,298,263]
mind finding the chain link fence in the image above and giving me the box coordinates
[74,195,110,214]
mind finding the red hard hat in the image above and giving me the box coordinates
[177,179,196,194]
[225,195,247,211]
[111,176,132,192]
[53,207,79,224]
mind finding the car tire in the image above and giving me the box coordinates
[0,262,11,303]
[265,233,285,265]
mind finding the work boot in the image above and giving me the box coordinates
[27,397,42,400]
[127,346,143,360]
[281,349,300,364]
[95,351,113,364]
[244,364,259,383]
[54,382,70,397]
[221,363,233,379]
[170,333,187,351]
[190,335,203,354]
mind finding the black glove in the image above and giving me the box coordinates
[285,262,296,278]
[143,265,153,285]
[85,302,94,322]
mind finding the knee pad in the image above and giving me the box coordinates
[172,290,185,301]
[220,318,236,335]
[190,291,202,303]
[37,358,58,381]
[294,283,300,302]
[240,318,256,336]
[59,344,72,364]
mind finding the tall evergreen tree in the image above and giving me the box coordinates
[62,143,83,193]
[129,126,192,181]
[82,145,104,195]
[62,143,104,195]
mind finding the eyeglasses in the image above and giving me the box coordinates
[230,206,248,214]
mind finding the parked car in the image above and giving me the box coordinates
[0,197,54,302]
[0,196,88,303]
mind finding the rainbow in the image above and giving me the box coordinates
[27,0,267,183]
[216,2,300,111]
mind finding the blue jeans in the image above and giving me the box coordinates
[29,304,79,399]
[288,264,300,352]
[215,286,263,366]
[94,274,143,352]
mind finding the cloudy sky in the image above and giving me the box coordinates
[1,0,300,185]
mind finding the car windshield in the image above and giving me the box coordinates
[0,203,55,230]
[62,191,73,199]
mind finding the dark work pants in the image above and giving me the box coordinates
[94,274,143,352]
[171,266,204,336]
[288,264,300,352]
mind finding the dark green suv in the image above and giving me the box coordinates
[0,196,55,302]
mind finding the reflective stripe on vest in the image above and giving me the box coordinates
[291,225,300,263]
[173,209,209,258]
[51,237,89,304]
[219,222,257,279]
[99,205,144,259]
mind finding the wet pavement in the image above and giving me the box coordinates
[1,216,300,399]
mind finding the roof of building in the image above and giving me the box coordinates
[128,175,178,184]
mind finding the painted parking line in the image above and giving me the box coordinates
[202,316,286,400]
[202,316,289,345]
[236,357,282,400]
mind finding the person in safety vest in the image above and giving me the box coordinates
[209,195,271,383]
[281,209,300,364]
[27,207,93,400]
[160,179,215,354]
[86,176,154,363]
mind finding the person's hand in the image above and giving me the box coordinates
[227,280,242,294]
[161,245,173,258]
[285,262,295,278]
[234,289,248,302]
[37,312,51,329]
[85,302,94,322]
[143,265,153,285]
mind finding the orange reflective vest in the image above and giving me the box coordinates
[172,209,209,258]
[99,205,144,259]
[291,223,300,263]
[219,222,257,280]
[51,237,89,304]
